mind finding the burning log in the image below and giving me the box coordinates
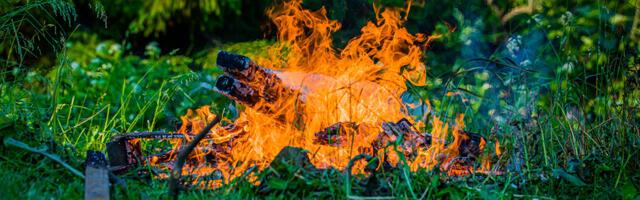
[214,75,261,106]
[216,51,299,104]
[376,119,429,153]
[313,122,359,147]
[214,51,303,118]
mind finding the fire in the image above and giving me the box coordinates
[496,140,502,156]
[157,0,500,188]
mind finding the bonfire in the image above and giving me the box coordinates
[104,0,501,192]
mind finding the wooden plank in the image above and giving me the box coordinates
[85,151,109,200]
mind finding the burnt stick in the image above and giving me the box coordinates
[168,114,222,200]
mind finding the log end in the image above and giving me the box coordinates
[217,50,249,71]
[215,75,235,93]
[214,75,260,106]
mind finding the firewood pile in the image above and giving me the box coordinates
[85,51,496,199]
[103,51,488,176]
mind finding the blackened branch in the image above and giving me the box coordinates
[168,114,222,200]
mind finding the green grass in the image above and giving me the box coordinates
[0,32,637,199]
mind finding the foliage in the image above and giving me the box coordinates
[127,0,243,37]
[72,0,273,54]
[0,0,77,70]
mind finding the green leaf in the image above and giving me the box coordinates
[622,179,638,200]
[595,164,614,172]
[3,137,84,179]
[552,168,587,186]
[267,178,289,190]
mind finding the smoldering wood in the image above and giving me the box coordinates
[214,75,304,122]
[85,150,109,200]
[106,122,248,175]
[147,146,231,165]
[104,119,490,187]
[106,131,223,166]
[457,130,485,158]
[312,118,486,159]
[216,50,286,101]
[378,119,431,154]
[106,138,142,174]
[311,119,429,150]
[313,122,359,147]
[152,128,246,165]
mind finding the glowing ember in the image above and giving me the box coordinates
[153,0,500,188]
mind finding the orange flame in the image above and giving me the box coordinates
[161,0,500,188]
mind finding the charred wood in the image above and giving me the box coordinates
[106,138,142,174]
[457,130,485,158]
[215,51,302,116]
[107,123,246,174]
[312,119,486,159]
[109,131,203,141]
[169,115,222,200]
[313,122,358,147]
[216,51,299,104]
[147,146,231,165]
[214,75,261,106]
